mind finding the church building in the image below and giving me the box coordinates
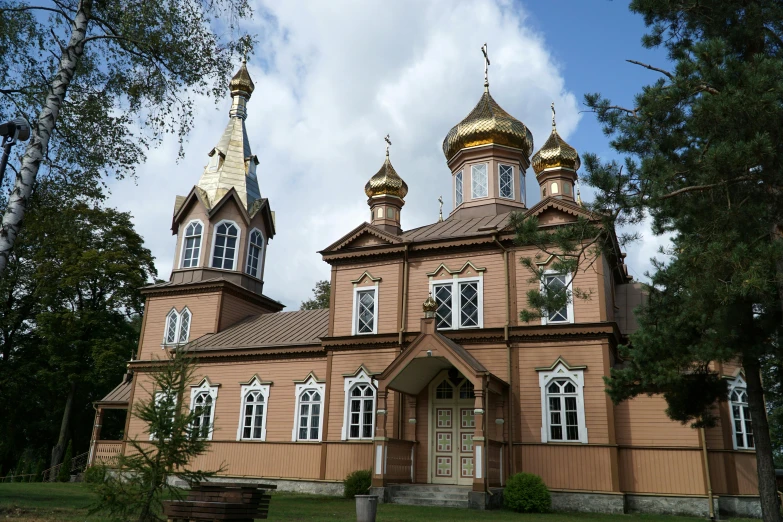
[88,55,761,517]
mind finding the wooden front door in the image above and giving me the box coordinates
[429,370,475,485]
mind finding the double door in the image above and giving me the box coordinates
[430,372,475,485]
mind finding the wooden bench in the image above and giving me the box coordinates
[163,482,277,521]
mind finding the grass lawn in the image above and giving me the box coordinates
[0,483,758,521]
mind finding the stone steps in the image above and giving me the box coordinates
[388,485,471,509]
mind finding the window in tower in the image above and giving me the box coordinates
[499,164,514,199]
[551,182,559,194]
[471,164,488,199]
[541,272,574,325]
[377,208,383,219]
[181,220,203,268]
[455,171,463,206]
[245,228,264,278]
[563,182,572,196]
[520,170,526,204]
[211,220,240,270]
[386,207,394,219]
[353,286,378,335]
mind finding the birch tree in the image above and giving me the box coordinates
[0,0,254,275]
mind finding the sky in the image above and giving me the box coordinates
[106,0,674,309]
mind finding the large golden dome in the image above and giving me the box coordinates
[365,153,408,199]
[229,59,255,98]
[531,127,580,175]
[442,88,533,161]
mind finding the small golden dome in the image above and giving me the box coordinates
[365,154,408,199]
[229,59,255,98]
[442,88,533,161]
[531,106,580,175]
[423,293,437,316]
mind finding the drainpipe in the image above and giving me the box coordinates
[700,427,715,520]
[493,234,514,475]
[398,244,410,347]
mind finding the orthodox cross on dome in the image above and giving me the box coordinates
[551,101,557,130]
[438,195,444,222]
[481,43,490,88]
[384,134,392,157]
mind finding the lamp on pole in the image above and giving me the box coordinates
[0,118,31,180]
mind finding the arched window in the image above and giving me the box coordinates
[242,391,266,440]
[436,379,454,399]
[538,360,587,443]
[499,164,514,199]
[297,389,322,441]
[459,380,475,399]
[471,163,488,199]
[245,229,264,278]
[181,221,203,268]
[211,221,239,270]
[190,379,218,440]
[164,309,179,345]
[341,368,377,440]
[730,377,754,449]
[455,170,463,206]
[178,308,191,344]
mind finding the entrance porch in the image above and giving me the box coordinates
[369,315,508,509]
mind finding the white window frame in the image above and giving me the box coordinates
[471,163,488,199]
[180,219,204,268]
[189,379,219,441]
[429,275,484,330]
[498,164,514,199]
[455,170,463,206]
[540,271,575,325]
[341,369,378,440]
[292,375,326,442]
[149,390,177,440]
[236,377,271,441]
[245,227,265,279]
[539,362,587,444]
[178,307,192,344]
[729,376,754,450]
[164,308,179,345]
[352,284,379,335]
[519,169,526,205]
[210,219,241,271]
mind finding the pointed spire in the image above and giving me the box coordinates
[438,196,444,222]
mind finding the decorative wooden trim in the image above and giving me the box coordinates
[142,279,284,312]
[426,260,486,277]
[293,371,326,384]
[191,376,221,388]
[350,271,382,284]
[238,374,273,386]
[342,364,381,378]
[534,356,587,372]
[321,222,402,253]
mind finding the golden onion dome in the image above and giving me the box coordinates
[365,153,408,199]
[229,59,255,98]
[423,293,437,314]
[531,106,580,175]
[442,88,534,161]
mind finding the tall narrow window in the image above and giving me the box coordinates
[431,277,483,330]
[455,171,463,206]
[190,380,218,440]
[178,308,191,344]
[539,361,587,443]
[519,170,526,204]
[730,383,754,449]
[211,221,239,270]
[245,229,264,278]
[297,389,322,441]
[499,164,514,199]
[164,310,179,345]
[471,164,488,199]
[353,287,378,335]
[541,272,573,324]
[348,384,375,439]
[181,221,203,268]
[242,391,266,440]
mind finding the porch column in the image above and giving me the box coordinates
[406,394,418,483]
[372,390,389,487]
[88,407,104,466]
[472,387,487,493]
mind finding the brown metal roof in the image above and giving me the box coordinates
[98,378,132,405]
[186,309,329,352]
[436,333,488,373]
[400,212,512,243]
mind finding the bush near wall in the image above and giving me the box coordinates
[344,469,371,499]
[503,473,551,513]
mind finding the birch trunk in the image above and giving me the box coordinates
[0,0,93,276]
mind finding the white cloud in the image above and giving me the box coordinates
[108,0,584,308]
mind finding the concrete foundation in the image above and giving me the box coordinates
[550,491,625,514]
[368,486,389,503]
[718,495,762,519]
[170,476,345,496]
[625,494,718,518]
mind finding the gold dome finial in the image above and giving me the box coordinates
[423,293,437,318]
[229,57,255,98]
[481,43,490,90]
[531,103,580,175]
[365,135,408,199]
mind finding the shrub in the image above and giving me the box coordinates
[503,473,551,513]
[58,441,73,482]
[84,465,108,484]
[33,459,45,482]
[343,469,371,499]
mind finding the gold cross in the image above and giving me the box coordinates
[481,43,490,87]
[384,134,391,156]
[551,102,556,129]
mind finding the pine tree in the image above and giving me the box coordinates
[57,441,72,482]
[577,1,783,520]
[33,459,44,483]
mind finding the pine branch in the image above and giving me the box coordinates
[627,59,674,80]
[660,175,756,200]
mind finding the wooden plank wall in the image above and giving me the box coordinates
[189,442,320,479]
[618,448,705,495]
[323,442,374,481]
[709,451,758,495]
[517,444,614,491]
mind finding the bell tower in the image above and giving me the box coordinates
[531,103,581,202]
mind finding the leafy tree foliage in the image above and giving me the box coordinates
[0,182,155,472]
[57,440,72,482]
[91,347,223,522]
[300,280,331,310]
[0,0,255,274]
[574,1,783,519]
